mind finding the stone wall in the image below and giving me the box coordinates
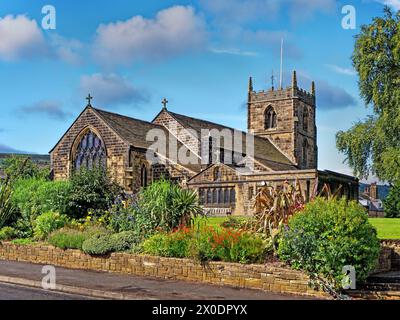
[0,242,328,298]
[153,109,200,156]
[381,240,400,271]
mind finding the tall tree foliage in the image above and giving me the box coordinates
[336,8,400,182]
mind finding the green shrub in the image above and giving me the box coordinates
[67,168,123,219]
[0,226,17,241]
[12,178,72,236]
[278,198,380,289]
[0,178,15,229]
[82,229,143,255]
[12,238,33,245]
[0,156,49,182]
[48,228,88,250]
[109,231,142,252]
[120,179,203,236]
[108,207,136,233]
[33,212,68,240]
[82,233,114,255]
[221,217,246,229]
[142,233,170,256]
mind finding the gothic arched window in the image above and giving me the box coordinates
[264,106,277,129]
[141,164,148,188]
[74,130,106,171]
[302,139,309,167]
[303,108,309,131]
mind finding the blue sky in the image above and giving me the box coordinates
[0,0,398,181]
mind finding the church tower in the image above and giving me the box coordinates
[247,71,317,169]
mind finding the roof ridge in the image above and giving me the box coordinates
[93,107,165,128]
[168,110,238,131]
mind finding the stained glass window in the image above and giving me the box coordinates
[74,130,106,171]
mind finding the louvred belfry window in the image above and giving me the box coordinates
[74,130,106,171]
[264,106,277,129]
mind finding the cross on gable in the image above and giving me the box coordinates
[86,94,93,106]
[161,98,168,109]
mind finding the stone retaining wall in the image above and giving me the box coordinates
[0,242,328,298]
[381,240,400,271]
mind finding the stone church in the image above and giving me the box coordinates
[50,71,359,215]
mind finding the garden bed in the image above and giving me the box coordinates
[0,241,329,299]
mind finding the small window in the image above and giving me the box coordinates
[264,106,277,129]
[140,164,148,187]
[207,189,212,204]
[213,167,221,181]
[302,139,309,167]
[303,108,309,131]
[230,188,236,204]
[208,136,213,165]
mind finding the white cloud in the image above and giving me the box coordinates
[375,0,400,10]
[79,73,149,107]
[325,64,357,76]
[0,14,47,61]
[93,6,207,66]
[49,34,85,65]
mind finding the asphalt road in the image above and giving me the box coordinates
[0,283,92,300]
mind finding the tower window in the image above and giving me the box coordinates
[264,106,277,129]
[302,139,309,167]
[303,108,309,131]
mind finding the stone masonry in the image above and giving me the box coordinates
[0,242,329,298]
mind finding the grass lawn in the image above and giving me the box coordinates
[368,218,400,239]
[197,217,400,240]
[193,216,229,228]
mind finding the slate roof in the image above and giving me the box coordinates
[253,157,298,171]
[167,111,295,166]
[93,108,165,149]
[92,108,202,174]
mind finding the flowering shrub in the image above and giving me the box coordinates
[142,225,266,264]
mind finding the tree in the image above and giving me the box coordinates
[336,8,400,183]
[384,182,400,217]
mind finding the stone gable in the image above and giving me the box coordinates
[50,107,129,186]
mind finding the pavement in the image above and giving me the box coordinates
[0,260,313,300]
[0,282,92,300]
